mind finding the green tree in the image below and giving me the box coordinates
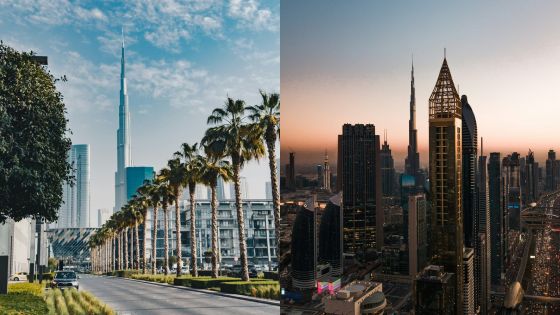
[199,153,233,278]
[247,90,280,263]
[177,142,202,277]
[0,43,72,223]
[202,97,265,281]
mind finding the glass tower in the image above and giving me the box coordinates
[428,57,463,314]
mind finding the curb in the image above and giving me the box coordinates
[99,275,280,307]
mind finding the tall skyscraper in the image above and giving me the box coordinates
[477,147,490,315]
[380,131,396,197]
[405,59,421,184]
[286,152,296,191]
[58,144,90,228]
[524,150,538,204]
[488,152,503,286]
[414,265,456,315]
[125,166,154,201]
[115,30,132,213]
[546,149,556,192]
[428,57,463,314]
[323,150,331,191]
[318,193,343,276]
[461,95,477,249]
[408,194,427,277]
[291,196,317,289]
[503,153,521,231]
[462,248,475,315]
[338,124,383,252]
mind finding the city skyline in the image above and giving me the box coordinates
[282,0,560,167]
[0,0,279,212]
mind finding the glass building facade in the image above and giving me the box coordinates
[125,166,154,201]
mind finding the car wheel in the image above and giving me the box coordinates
[14,277,19,281]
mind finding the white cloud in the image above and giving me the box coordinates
[75,7,107,22]
[228,0,277,31]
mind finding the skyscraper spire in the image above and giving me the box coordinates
[405,56,420,181]
[115,27,131,212]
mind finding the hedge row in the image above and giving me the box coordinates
[219,280,280,298]
[188,277,241,289]
[129,274,175,284]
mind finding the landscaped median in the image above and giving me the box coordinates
[105,270,280,300]
[0,282,115,315]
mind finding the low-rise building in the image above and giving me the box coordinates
[325,280,386,315]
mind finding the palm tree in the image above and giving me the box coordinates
[178,142,201,277]
[147,180,162,274]
[247,90,280,263]
[199,153,233,278]
[130,197,143,272]
[202,97,265,281]
[162,157,187,277]
[156,170,174,275]
[136,182,152,274]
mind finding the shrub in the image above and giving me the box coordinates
[130,273,176,284]
[189,277,241,289]
[81,290,115,315]
[53,289,70,315]
[263,271,279,280]
[7,282,44,296]
[0,284,48,315]
[63,288,85,315]
[116,269,139,278]
[219,280,280,298]
[174,276,209,287]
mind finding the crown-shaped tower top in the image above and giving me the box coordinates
[429,58,461,119]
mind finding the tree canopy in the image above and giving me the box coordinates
[0,42,72,223]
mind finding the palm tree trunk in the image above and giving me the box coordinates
[130,227,134,270]
[163,205,169,275]
[189,184,198,277]
[175,194,182,277]
[266,135,280,268]
[143,209,148,274]
[135,221,140,272]
[211,184,219,278]
[233,159,250,281]
[112,236,116,271]
[152,205,159,275]
[118,232,122,270]
[124,228,129,270]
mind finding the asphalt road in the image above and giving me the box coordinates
[79,274,279,315]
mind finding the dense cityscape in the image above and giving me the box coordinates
[280,56,560,314]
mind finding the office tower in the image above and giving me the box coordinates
[524,150,538,204]
[462,248,475,315]
[125,166,154,201]
[380,131,396,197]
[291,197,316,289]
[546,149,556,191]
[265,181,273,199]
[318,193,343,276]
[488,153,503,285]
[408,194,427,277]
[477,151,491,315]
[405,59,421,185]
[115,31,132,213]
[317,164,324,188]
[461,95,477,249]
[323,151,331,191]
[503,153,521,231]
[287,152,296,190]
[428,57,463,313]
[229,177,248,199]
[58,145,90,228]
[414,265,456,315]
[338,124,383,253]
[97,209,111,227]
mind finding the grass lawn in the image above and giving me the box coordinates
[0,291,49,315]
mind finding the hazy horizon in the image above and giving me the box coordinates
[281,1,560,171]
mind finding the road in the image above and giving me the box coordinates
[79,274,279,315]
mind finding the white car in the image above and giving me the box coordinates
[9,272,27,281]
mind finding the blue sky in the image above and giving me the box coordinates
[0,0,279,219]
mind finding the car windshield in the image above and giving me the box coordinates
[55,272,76,279]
